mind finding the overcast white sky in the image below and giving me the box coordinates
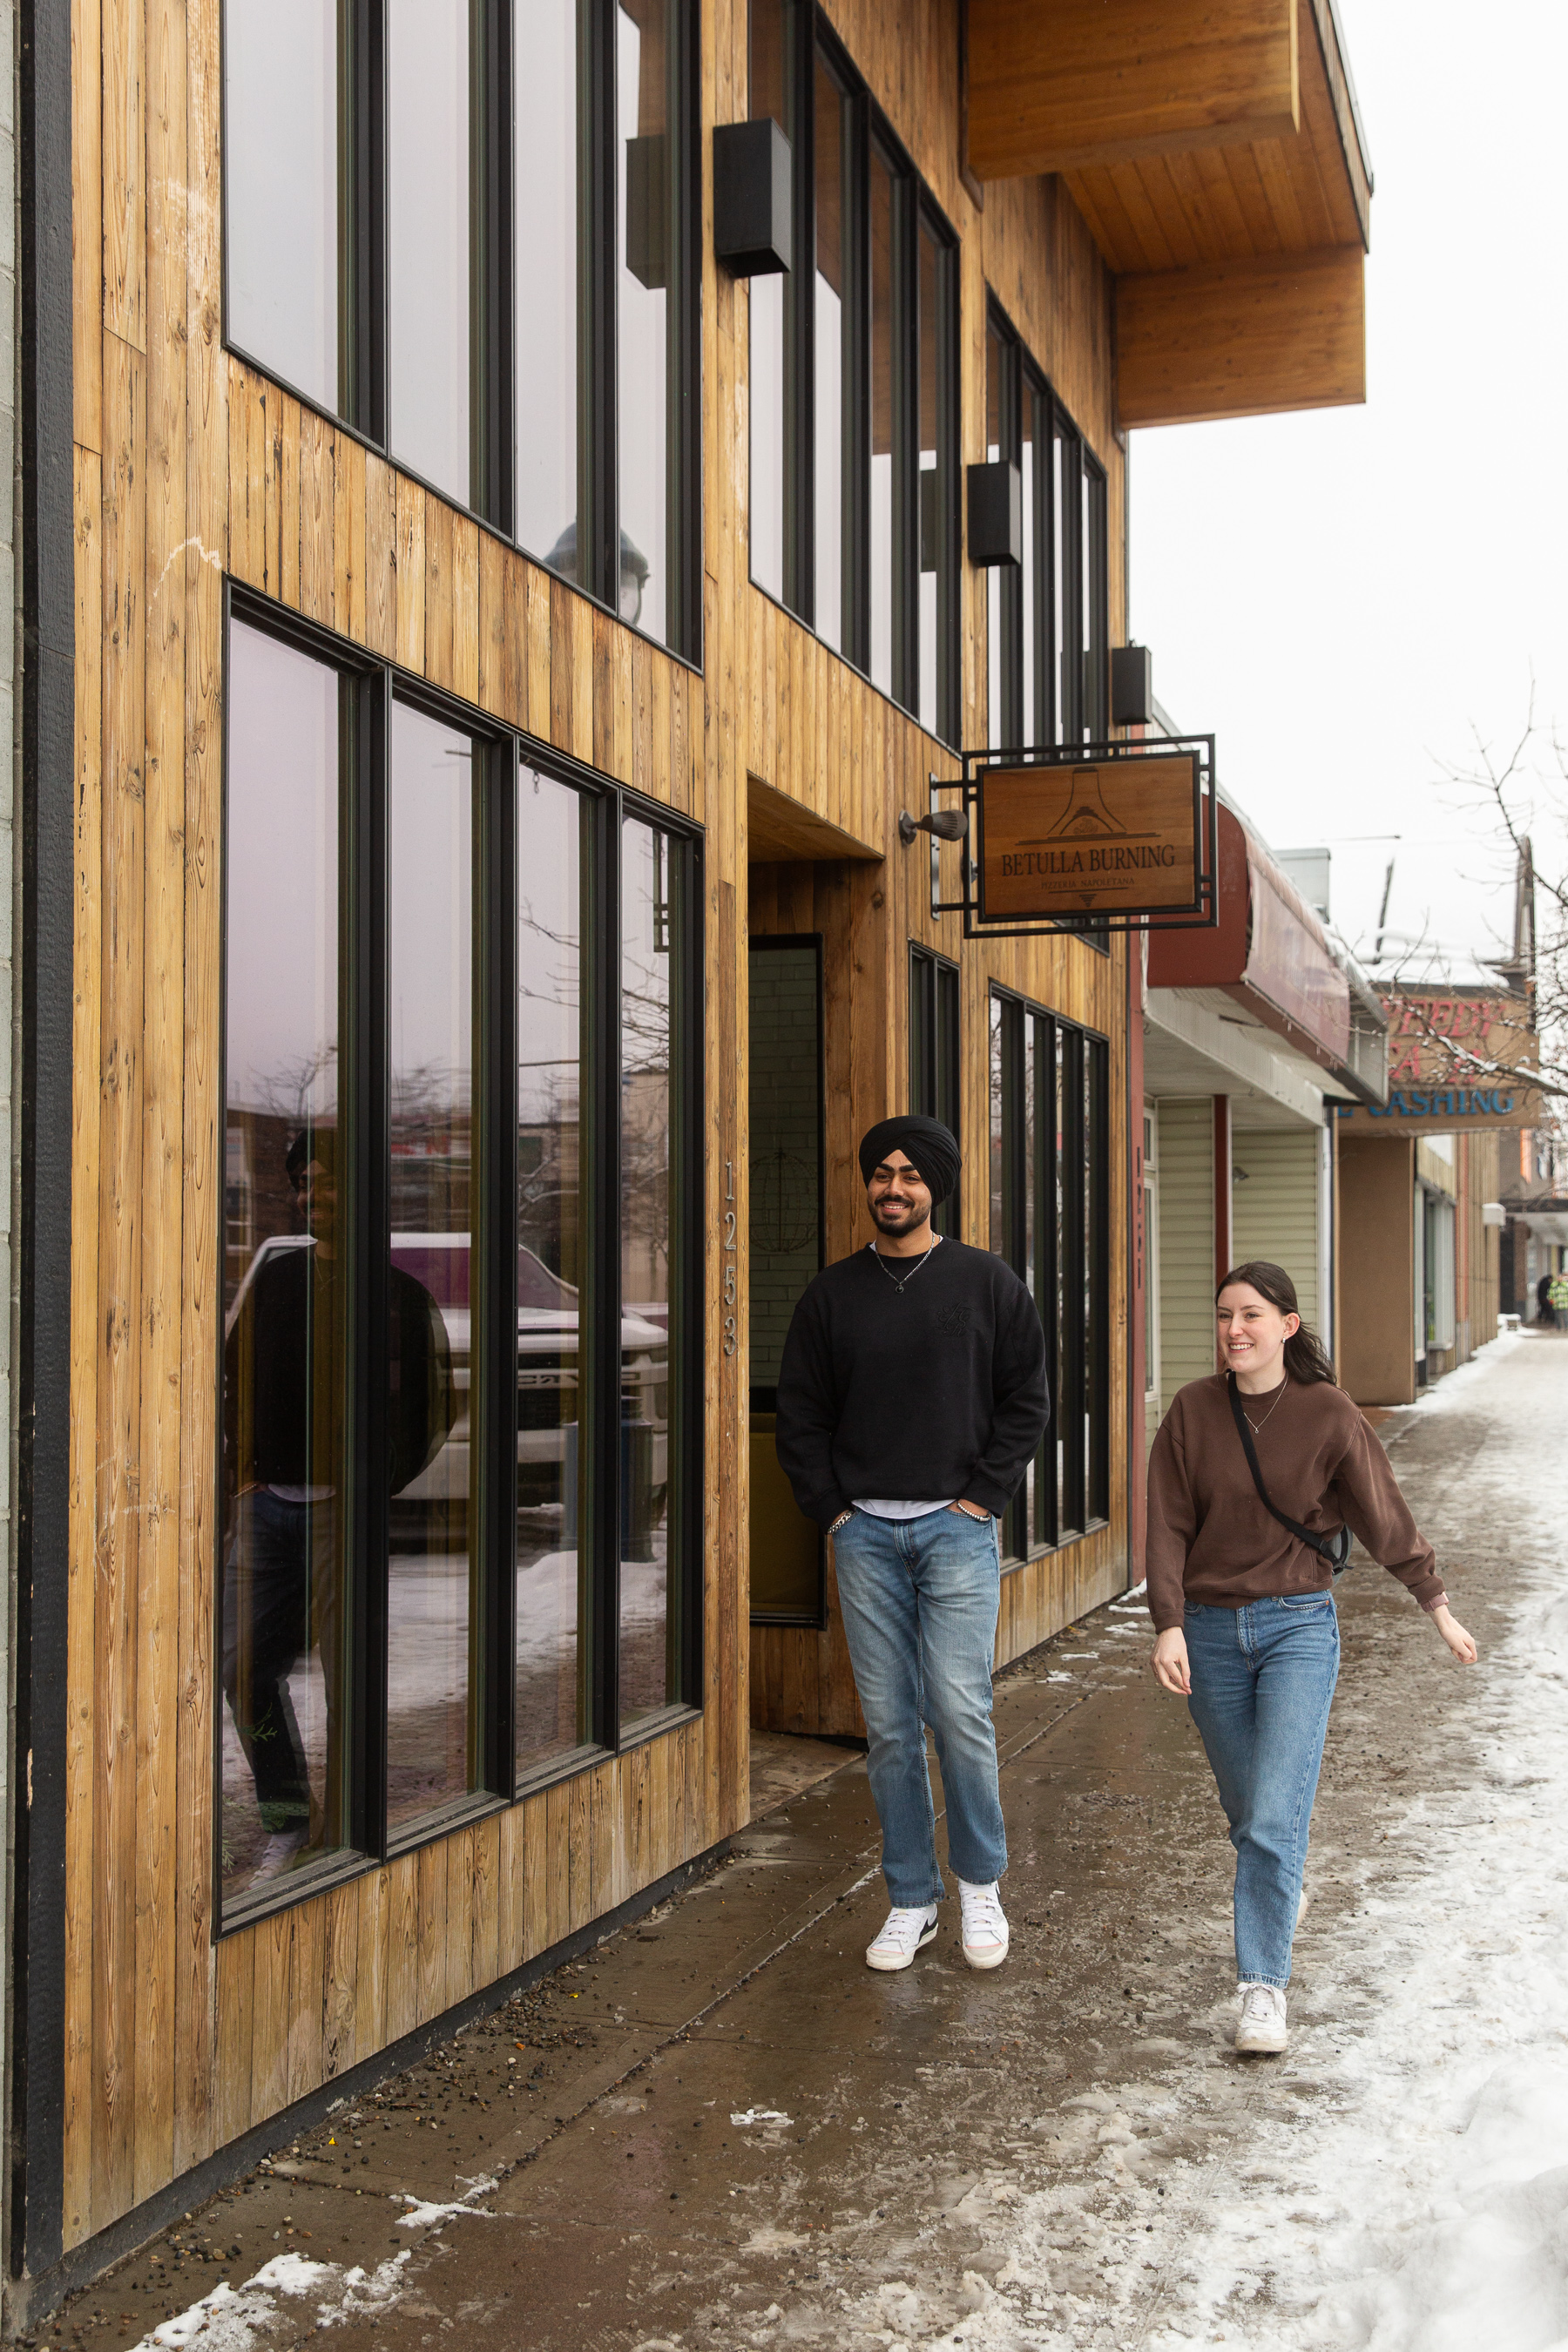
[1129,0,1568,980]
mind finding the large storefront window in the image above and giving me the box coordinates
[989,990,1110,1564]
[984,298,1110,753]
[220,603,704,1923]
[223,0,700,659]
[747,0,960,743]
[220,623,352,1897]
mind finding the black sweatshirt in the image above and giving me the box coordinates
[774,1239,1050,1529]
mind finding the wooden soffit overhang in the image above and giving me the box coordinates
[967,0,1372,431]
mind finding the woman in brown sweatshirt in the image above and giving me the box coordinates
[1146,1260,1477,2054]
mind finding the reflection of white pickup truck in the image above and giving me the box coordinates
[225,1232,667,1514]
[388,1233,667,1511]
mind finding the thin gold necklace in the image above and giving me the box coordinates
[1241,1378,1288,1437]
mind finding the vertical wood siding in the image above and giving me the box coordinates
[66,0,1128,2247]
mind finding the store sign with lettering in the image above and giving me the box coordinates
[977,754,1201,922]
[1335,990,1544,1134]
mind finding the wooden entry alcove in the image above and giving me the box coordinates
[747,775,886,1738]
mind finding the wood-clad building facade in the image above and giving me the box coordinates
[5,0,1372,2312]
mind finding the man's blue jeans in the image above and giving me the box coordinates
[830,1507,1007,1906]
[1186,1595,1341,1989]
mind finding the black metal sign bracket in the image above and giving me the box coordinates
[923,735,1220,940]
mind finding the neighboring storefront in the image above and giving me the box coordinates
[9,0,1375,2315]
[1499,1128,1568,1320]
[1138,786,1388,1444]
[1335,988,1536,1400]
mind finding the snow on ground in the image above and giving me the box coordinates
[125,2170,504,2348]
[889,1330,1568,2352]
[125,2250,409,2348]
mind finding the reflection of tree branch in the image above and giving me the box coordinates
[236,1043,340,1127]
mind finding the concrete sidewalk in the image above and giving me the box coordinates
[47,1336,1545,2352]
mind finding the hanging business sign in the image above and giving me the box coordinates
[1335,990,1544,1134]
[927,737,1218,940]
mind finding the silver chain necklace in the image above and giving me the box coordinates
[868,1235,942,1294]
[1241,1379,1288,1437]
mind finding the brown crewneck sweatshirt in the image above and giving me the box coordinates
[1145,1374,1446,1633]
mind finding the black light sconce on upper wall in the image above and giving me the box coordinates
[713,120,793,276]
[966,461,1022,567]
[1112,644,1154,727]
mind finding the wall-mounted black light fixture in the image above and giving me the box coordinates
[965,460,1022,568]
[898,808,969,847]
[713,120,793,277]
[625,135,669,290]
[1112,643,1154,727]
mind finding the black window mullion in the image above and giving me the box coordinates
[1088,1037,1111,1518]
[345,666,391,1858]
[671,833,706,1705]
[343,0,387,442]
[1059,418,1083,740]
[470,0,513,531]
[1086,463,1108,740]
[936,956,959,1236]
[473,740,518,1794]
[1026,377,1048,747]
[841,91,870,676]
[785,5,814,618]
[909,944,930,1111]
[1002,998,1026,1563]
[1001,340,1023,751]
[580,0,618,613]
[585,786,622,1744]
[932,233,960,748]
[1059,1024,1086,1531]
[1033,1014,1058,1549]
[1041,391,1058,742]
[667,0,702,661]
[890,175,918,713]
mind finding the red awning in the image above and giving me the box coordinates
[1146,802,1351,1071]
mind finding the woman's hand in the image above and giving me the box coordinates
[1150,1627,1191,1696]
[1430,1604,1478,1665]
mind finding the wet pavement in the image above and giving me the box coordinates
[37,1332,1563,2351]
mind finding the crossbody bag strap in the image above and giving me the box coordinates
[1226,1372,1353,1575]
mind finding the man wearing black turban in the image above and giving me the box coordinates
[775,1113,1048,1977]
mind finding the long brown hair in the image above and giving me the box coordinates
[1217,1260,1337,1387]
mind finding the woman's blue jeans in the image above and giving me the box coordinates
[1186,1595,1341,1989]
[831,1507,1008,1907]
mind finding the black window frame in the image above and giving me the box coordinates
[989,985,1111,1568]
[909,941,960,1237]
[983,294,1109,756]
[218,0,703,666]
[216,580,706,1933]
[748,1,961,744]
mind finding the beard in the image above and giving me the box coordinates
[872,1194,927,1233]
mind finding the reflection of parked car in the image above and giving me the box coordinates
[387,1233,667,1517]
[226,1233,668,1524]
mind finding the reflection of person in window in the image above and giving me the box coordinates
[222,1126,454,1887]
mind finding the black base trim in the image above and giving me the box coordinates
[3,1838,729,2333]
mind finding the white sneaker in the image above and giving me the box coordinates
[958,1881,1010,1970]
[1234,1982,1288,2053]
[255,1828,308,1882]
[866,1904,939,1972]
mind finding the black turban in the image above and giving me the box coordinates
[858,1115,962,1206]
